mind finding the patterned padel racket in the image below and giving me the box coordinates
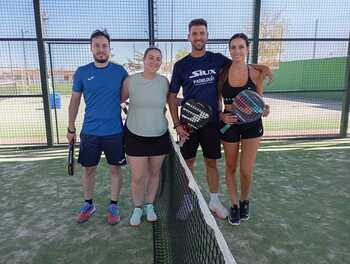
[180,99,212,130]
[68,141,75,176]
[220,90,265,134]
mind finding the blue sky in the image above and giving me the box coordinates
[0,0,349,69]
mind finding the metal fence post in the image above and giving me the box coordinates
[148,0,155,46]
[252,0,261,64]
[33,0,53,146]
[340,33,350,137]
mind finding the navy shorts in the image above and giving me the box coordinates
[181,121,221,160]
[78,133,126,167]
[219,118,264,143]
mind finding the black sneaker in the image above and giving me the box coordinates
[228,205,240,226]
[239,200,250,221]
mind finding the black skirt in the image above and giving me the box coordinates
[124,126,171,156]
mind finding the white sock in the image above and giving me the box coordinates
[210,193,219,203]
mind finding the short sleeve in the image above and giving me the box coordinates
[219,53,231,67]
[169,62,181,94]
[72,68,83,92]
[120,66,129,82]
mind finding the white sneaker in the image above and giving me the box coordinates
[209,199,229,219]
[144,203,157,222]
[130,207,143,226]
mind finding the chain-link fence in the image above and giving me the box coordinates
[0,0,349,146]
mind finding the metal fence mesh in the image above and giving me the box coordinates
[0,0,349,145]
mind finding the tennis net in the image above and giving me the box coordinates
[153,137,236,264]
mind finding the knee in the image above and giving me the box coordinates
[240,167,252,179]
[225,163,237,176]
[83,167,96,177]
[148,168,160,178]
[132,173,144,185]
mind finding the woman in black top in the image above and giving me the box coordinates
[217,33,269,225]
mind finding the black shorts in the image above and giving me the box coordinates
[78,133,126,167]
[220,118,264,143]
[181,121,221,160]
[124,127,171,157]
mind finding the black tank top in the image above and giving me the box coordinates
[222,66,257,105]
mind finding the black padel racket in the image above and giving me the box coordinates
[180,99,212,130]
[68,141,75,176]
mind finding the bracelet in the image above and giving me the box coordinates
[173,122,182,129]
[67,127,76,134]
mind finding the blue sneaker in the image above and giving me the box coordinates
[76,202,96,224]
[107,204,120,225]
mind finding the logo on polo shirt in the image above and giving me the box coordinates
[189,69,216,86]
[189,69,216,79]
[87,76,95,81]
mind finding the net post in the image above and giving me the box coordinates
[340,33,350,137]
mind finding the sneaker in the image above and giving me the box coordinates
[144,203,157,222]
[228,206,240,226]
[239,200,250,221]
[209,199,229,219]
[107,204,121,225]
[76,202,96,224]
[130,207,143,227]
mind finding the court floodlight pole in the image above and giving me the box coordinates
[33,0,53,147]
[340,33,350,138]
[252,0,261,64]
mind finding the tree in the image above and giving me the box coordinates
[258,16,284,69]
[122,51,144,73]
[175,49,189,61]
[246,15,285,69]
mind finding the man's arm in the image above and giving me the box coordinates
[168,92,189,139]
[67,91,82,143]
[251,64,274,84]
[168,92,181,127]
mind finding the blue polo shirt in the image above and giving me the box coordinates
[73,62,128,136]
[170,51,230,120]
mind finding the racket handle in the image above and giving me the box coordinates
[220,124,231,134]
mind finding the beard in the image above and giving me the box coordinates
[192,42,205,51]
[93,54,109,64]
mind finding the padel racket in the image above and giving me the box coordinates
[68,141,75,176]
[180,99,212,130]
[220,90,265,134]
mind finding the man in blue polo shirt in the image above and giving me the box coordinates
[67,29,128,225]
[168,19,272,220]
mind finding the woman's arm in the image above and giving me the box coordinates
[121,76,130,103]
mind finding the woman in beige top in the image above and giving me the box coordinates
[121,47,171,227]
